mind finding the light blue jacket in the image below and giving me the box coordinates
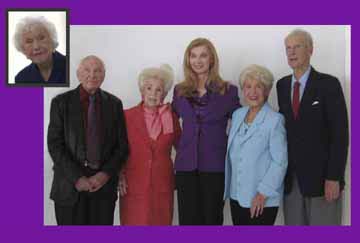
[224,102,288,208]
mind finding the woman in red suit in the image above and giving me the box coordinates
[119,64,181,225]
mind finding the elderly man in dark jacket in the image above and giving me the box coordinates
[277,29,349,225]
[47,55,129,225]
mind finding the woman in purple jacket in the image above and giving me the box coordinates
[172,38,240,225]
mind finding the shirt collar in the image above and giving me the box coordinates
[80,85,100,102]
[291,65,311,88]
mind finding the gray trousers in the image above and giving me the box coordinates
[284,177,342,225]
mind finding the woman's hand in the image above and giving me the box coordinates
[118,171,128,196]
[250,193,266,218]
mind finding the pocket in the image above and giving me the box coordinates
[311,102,320,110]
[307,101,322,118]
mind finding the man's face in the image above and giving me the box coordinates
[77,57,105,94]
[285,35,312,71]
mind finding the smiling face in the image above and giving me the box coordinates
[285,34,312,72]
[243,78,268,110]
[189,45,212,77]
[77,57,105,95]
[21,24,54,65]
[141,78,165,108]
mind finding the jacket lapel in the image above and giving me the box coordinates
[238,103,269,145]
[69,86,86,152]
[100,89,111,156]
[133,104,152,147]
[228,106,248,150]
[283,75,295,121]
[198,91,216,118]
[298,67,318,119]
[187,84,219,119]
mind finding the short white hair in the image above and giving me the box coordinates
[13,16,58,53]
[78,55,106,72]
[239,64,274,91]
[285,28,313,49]
[138,64,174,94]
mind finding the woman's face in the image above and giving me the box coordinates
[243,78,268,110]
[142,78,165,108]
[21,24,54,65]
[189,45,211,76]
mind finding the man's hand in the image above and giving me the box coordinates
[250,193,266,219]
[75,176,91,192]
[88,172,110,192]
[325,180,340,202]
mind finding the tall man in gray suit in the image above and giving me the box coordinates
[276,29,349,225]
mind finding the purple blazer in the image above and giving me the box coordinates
[172,83,240,172]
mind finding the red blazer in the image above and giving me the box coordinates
[120,104,181,225]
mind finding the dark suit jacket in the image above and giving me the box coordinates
[276,67,349,197]
[47,85,129,206]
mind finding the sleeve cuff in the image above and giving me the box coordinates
[257,182,279,198]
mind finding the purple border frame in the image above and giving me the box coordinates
[0,0,356,242]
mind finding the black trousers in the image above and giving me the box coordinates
[176,171,224,225]
[55,192,116,225]
[230,199,278,225]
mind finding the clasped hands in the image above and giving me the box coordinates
[75,172,110,192]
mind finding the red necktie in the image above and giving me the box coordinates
[292,81,300,119]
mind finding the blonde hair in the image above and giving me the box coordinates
[138,64,174,94]
[239,64,274,92]
[176,38,228,97]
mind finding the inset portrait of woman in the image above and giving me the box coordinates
[7,10,69,86]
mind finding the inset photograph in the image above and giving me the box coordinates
[6,9,69,87]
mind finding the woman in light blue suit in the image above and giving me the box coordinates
[224,64,288,225]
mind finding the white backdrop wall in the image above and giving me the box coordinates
[44,25,351,225]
